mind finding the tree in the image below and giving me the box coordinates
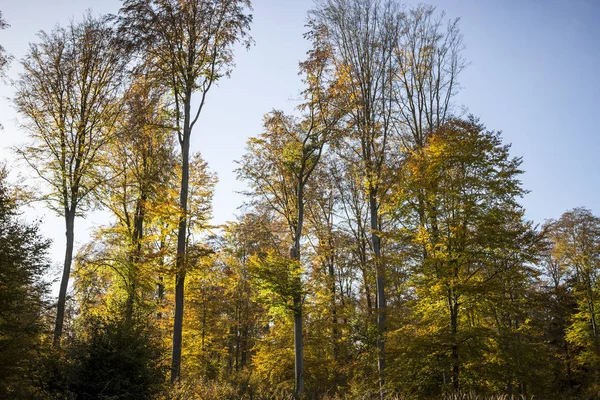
[545,208,600,392]
[237,22,340,394]
[309,3,466,393]
[220,214,272,376]
[389,117,536,393]
[14,14,128,347]
[238,109,334,396]
[309,1,401,390]
[393,5,465,149]
[118,0,252,382]
[74,77,177,322]
[0,166,52,398]
[538,237,579,394]
[0,11,10,78]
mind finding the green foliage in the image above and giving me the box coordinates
[250,251,303,314]
[68,316,167,399]
[544,208,600,396]
[386,118,543,396]
[0,167,52,398]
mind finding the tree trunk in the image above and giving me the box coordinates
[506,381,513,398]
[291,240,304,397]
[292,180,305,398]
[171,113,191,383]
[293,292,304,397]
[53,209,75,347]
[369,189,385,395]
[157,239,166,320]
[126,194,145,322]
[450,296,459,390]
[328,260,339,361]
[241,324,248,368]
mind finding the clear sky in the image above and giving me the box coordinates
[0,0,599,273]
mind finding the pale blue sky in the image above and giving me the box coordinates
[0,0,599,268]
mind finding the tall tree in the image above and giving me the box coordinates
[393,5,465,148]
[390,117,535,392]
[0,167,52,398]
[14,14,128,347]
[545,208,600,389]
[310,3,465,391]
[118,0,252,382]
[75,77,176,322]
[238,108,335,395]
[240,31,340,395]
[220,214,272,375]
[309,1,401,390]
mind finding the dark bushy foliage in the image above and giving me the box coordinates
[68,316,167,399]
[0,168,52,398]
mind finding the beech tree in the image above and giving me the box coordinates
[310,1,401,390]
[0,11,10,78]
[238,109,333,395]
[118,0,252,382]
[545,208,600,390]
[389,117,538,392]
[393,5,465,148]
[238,29,341,394]
[309,3,465,392]
[74,77,176,321]
[14,14,128,347]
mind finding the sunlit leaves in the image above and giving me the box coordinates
[249,251,303,314]
[14,13,128,215]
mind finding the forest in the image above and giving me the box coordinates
[0,0,599,399]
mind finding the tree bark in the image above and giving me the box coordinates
[125,194,145,322]
[369,189,386,395]
[328,259,339,360]
[53,209,75,347]
[293,293,304,397]
[450,295,459,390]
[292,180,305,397]
[171,110,191,383]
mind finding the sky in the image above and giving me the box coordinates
[0,0,599,276]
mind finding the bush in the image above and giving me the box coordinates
[68,316,167,399]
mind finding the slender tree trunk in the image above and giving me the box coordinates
[126,195,145,322]
[563,333,574,387]
[369,189,385,395]
[506,381,513,398]
[125,282,135,323]
[53,209,75,347]
[157,238,166,320]
[290,247,304,397]
[358,245,373,313]
[450,296,459,390]
[328,260,339,359]
[171,107,191,383]
[241,323,248,368]
[293,292,304,397]
[292,181,305,398]
[588,298,598,347]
